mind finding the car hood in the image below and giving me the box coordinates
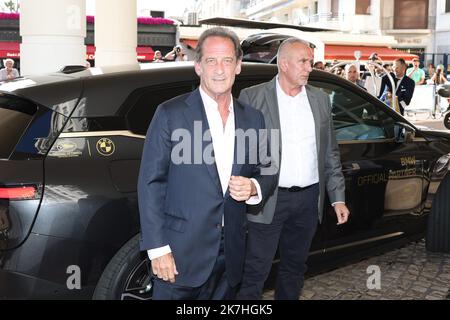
[418,127,450,140]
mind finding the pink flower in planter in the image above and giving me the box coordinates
[86,15,174,25]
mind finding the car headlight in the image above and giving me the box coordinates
[433,153,450,176]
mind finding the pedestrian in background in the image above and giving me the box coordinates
[344,63,366,90]
[165,45,188,61]
[381,58,415,115]
[0,58,19,81]
[431,65,448,85]
[153,50,164,63]
[407,58,425,85]
[313,61,325,70]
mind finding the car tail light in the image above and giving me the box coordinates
[0,186,37,200]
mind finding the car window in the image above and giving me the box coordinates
[309,81,395,141]
[0,95,37,159]
[125,77,274,135]
[242,39,281,64]
[125,83,197,135]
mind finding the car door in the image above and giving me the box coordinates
[309,78,426,254]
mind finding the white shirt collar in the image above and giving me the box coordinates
[276,76,307,98]
[199,86,234,114]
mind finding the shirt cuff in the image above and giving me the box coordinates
[147,245,172,260]
[400,100,407,109]
[245,178,262,205]
[332,201,345,207]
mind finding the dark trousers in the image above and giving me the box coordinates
[237,184,319,300]
[152,229,236,300]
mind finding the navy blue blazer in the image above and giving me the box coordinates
[381,75,415,115]
[138,88,276,287]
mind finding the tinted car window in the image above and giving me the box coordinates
[241,35,285,64]
[0,95,37,159]
[125,83,197,135]
[310,81,395,141]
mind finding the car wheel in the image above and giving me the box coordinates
[444,113,450,130]
[426,174,450,253]
[92,234,153,300]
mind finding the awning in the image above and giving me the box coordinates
[325,45,419,62]
[0,41,20,58]
[86,45,155,61]
[199,17,332,32]
[0,43,155,61]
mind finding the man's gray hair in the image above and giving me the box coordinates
[276,38,312,68]
[194,27,243,62]
[344,63,357,73]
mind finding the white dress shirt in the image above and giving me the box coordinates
[148,87,262,260]
[276,77,319,188]
[395,76,408,110]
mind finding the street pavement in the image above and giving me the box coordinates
[262,115,450,300]
[406,113,447,131]
[262,240,450,300]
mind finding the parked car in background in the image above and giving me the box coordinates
[1,62,450,299]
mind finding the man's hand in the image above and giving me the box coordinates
[334,203,350,225]
[151,253,178,283]
[228,175,256,201]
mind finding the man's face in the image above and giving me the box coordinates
[279,42,313,88]
[5,61,13,69]
[346,65,358,83]
[194,36,241,99]
[413,60,420,68]
[393,61,406,78]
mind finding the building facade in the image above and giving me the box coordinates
[434,0,450,68]
[196,0,247,20]
[380,0,436,57]
[0,13,177,70]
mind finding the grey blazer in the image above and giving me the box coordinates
[239,77,345,224]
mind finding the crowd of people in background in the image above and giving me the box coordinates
[313,54,448,87]
[312,52,449,115]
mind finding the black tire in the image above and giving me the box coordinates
[444,113,450,130]
[93,234,153,300]
[426,174,450,253]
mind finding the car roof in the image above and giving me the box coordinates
[0,62,275,116]
[0,62,350,117]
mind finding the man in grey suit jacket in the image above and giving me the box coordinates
[237,38,350,300]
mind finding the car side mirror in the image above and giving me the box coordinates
[395,122,416,143]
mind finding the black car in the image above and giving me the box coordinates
[1,62,450,300]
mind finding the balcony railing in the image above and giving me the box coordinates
[298,12,343,25]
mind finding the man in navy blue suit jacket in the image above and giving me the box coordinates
[138,27,276,300]
[380,58,415,115]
